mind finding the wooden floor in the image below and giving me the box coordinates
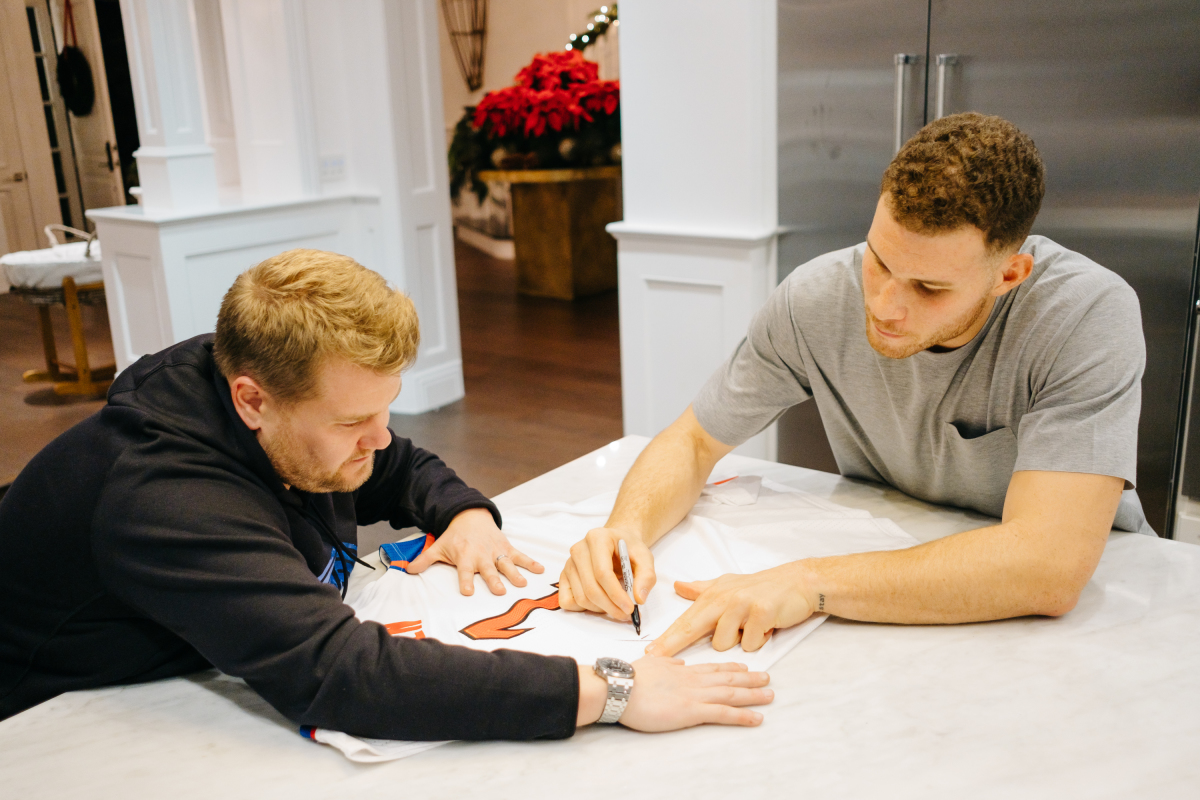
[388,241,623,497]
[0,241,622,499]
[0,293,114,488]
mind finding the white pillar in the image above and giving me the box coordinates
[378,0,465,413]
[217,0,317,202]
[119,0,219,212]
[609,1,778,459]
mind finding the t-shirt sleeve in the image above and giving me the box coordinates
[692,274,814,446]
[1013,281,1144,487]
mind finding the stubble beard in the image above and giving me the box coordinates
[259,422,375,494]
[864,293,990,359]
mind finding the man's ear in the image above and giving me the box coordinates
[992,251,1034,296]
[230,375,269,431]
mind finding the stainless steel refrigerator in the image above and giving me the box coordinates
[776,0,1200,536]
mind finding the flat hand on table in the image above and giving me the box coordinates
[558,525,657,620]
[406,507,543,595]
[645,564,816,657]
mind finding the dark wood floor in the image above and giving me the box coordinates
[0,293,114,487]
[389,241,623,497]
[0,241,622,499]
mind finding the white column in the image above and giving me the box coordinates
[218,0,317,202]
[609,1,778,459]
[377,0,465,413]
[119,0,219,212]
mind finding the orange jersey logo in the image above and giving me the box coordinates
[459,588,561,640]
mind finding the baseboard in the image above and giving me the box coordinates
[454,226,514,260]
[390,358,465,415]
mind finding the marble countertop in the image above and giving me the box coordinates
[3,436,1198,798]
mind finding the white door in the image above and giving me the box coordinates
[0,64,39,256]
[49,0,124,213]
[0,0,64,268]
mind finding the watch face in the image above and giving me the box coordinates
[596,657,635,678]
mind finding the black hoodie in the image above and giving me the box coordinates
[0,335,579,739]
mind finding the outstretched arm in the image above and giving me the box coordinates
[559,406,735,618]
[648,469,1124,656]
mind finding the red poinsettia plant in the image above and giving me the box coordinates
[449,51,621,201]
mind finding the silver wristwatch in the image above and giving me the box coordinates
[593,657,635,723]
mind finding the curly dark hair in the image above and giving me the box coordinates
[881,112,1045,252]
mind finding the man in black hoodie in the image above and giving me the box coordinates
[0,249,772,739]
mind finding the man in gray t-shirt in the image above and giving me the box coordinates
[692,235,1146,534]
[556,113,1146,656]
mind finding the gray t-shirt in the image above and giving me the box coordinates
[694,235,1148,532]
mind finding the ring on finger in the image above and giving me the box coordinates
[495,554,510,563]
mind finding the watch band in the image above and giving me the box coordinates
[597,673,633,723]
[594,659,635,723]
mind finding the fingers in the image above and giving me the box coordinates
[509,550,544,575]
[711,606,747,652]
[559,573,583,609]
[647,601,723,657]
[494,555,528,588]
[686,662,749,674]
[696,703,766,727]
[740,603,776,653]
[590,536,633,616]
[478,559,507,596]
[693,669,770,689]
[455,561,475,595]
[624,537,657,603]
[570,538,628,620]
[674,579,713,601]
[404,544,442,575]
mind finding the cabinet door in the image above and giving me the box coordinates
[929,0,1200,534]
[776,0,929,474]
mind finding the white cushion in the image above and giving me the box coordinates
[0,242,103,290]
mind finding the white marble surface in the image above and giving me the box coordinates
[3,436,1199,798]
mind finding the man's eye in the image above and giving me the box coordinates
[915,284,941,295]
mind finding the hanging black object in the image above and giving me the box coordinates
[57,0,94,116]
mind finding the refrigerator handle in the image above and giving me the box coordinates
[935,54,960,119]
[894,54,917,153]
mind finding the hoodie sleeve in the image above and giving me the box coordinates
[91,435,578,741]
[353,431,502,534]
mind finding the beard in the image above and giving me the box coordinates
[259,422,375,493]
[864,293,991,359]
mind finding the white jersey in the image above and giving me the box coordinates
[312,475,919,762]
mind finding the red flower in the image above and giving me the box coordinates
[473,85,532,137]
[574,79,620,117]
[473,53,618,140]
[516,50,599,91]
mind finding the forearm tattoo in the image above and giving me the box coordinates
[818,593,825,611]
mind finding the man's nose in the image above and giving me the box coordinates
[361,417,392,451]
[870,277,905,322]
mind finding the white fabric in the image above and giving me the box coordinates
[310,478,918,762]
[0,241,103,289]
[697,475,761,506]
[305,729,443,763]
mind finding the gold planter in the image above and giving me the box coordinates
[477,166,622,300]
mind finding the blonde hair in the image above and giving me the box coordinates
[213,249,420,403]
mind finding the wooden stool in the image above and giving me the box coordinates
[2,225,114,397]
[14,277,115,396]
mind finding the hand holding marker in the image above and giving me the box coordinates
[617,539,641,635]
